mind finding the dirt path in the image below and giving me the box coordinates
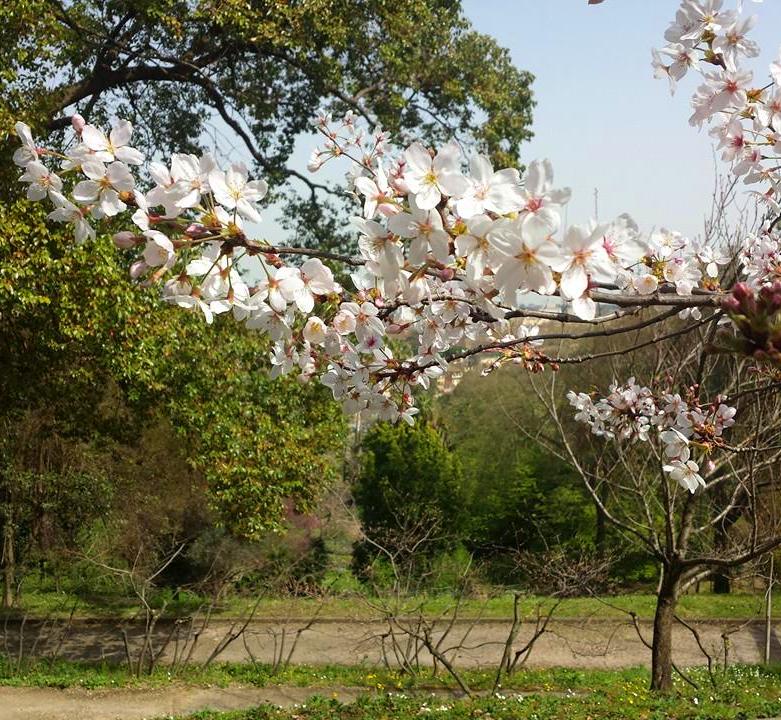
[5,617,777,669]
[0,684,365,720]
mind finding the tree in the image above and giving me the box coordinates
[354,420,469,580]
[8,0,781,694]
[437,368,595,563]
[1,0,535,248]
[557,326,781,691]
[0,195,345,605]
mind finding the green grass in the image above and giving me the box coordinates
[0,658,656,692]
[157,665,781,720]
[3,659,781,719]
[2,583,775,621]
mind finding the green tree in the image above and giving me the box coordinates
[1,0,534,248]
[437,367,596,567]
[0,196,345,603]
[354,421,468,576]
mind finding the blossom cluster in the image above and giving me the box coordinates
[10,0,781,490]
[653,0,781,290]
[568,381,736,492]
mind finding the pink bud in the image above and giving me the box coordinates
[184,223,207,238]
[129,259,148,279]
[71,114,86,134]
[113,231,141,249]
[732,282,752,302]
[704,459,716,475]
[438,267,455,281]
[264,253,283,268]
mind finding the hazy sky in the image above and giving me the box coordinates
[460,0,781,239]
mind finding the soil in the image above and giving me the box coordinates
[4,616,776,669]
[0,684,364,720]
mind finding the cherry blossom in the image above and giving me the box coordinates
[72,159,134,217]
[80,120,144,165]
[19,161,62,201]
[403,141,469,210]
[550,224,613,300]
[47,198,95,243]
[11,0,781,495]
[663,459,706,493]
[387,197,452,265]
[456,154,523,218]
[489,220,557,299]
[354,166,398,218]
[208,163,268,222]
[13,122,39,168]
[517,159,570,241]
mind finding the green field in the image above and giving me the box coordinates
[2,585,775,622]
[2,660,779,720]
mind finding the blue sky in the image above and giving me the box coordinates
[256,1,781,246]
[461,0,781,239]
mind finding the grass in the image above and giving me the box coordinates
[3,658,781,718]
[2,577,777,621]
[0,658,778,695]
[165,678,781,720]
[0,658,661,691]
[152,665,780,720]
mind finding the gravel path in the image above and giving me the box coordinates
[5,616,776,669]
[0,684,364,720]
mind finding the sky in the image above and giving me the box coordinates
[254,1,781,249]
[460,0,781,240]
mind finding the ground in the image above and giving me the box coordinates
[2,593,780,719]
[4,590,775,621]
[0,616,777,669]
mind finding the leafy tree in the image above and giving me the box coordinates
[0,194,344,604]
[437,368,595,564]
[0,0,535,248]
[354,420,469,575]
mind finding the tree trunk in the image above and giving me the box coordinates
[594,499,606,553]
[2,516,15,609]
[712,490,733,593]
[651,568,679,692]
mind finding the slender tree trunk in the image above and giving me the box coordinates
[712,489,733,593]
[651,567,679,692]
[594,497,606,554]
[2,516,15,609]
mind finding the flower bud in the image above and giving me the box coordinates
[264,253,284,268]
[184,223,207,238]
[732,282,752,302]
[71,113,86,134]
[438,267,455,281]
[129,259,148,279]
[113,231,142,249]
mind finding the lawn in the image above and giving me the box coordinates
[1,581,774,621]
[2,659,781,719]
[163,680,781,720]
